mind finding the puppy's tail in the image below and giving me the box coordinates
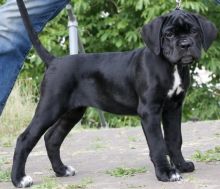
[16,0,55,67]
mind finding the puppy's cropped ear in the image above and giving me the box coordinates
[195,15,218,51]
[141,16,165,55]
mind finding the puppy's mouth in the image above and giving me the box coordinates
[180,55,194,64]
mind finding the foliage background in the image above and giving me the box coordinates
[1,0,220,127]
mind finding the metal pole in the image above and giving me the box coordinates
[66,4,108,128]
[66,4,78,54]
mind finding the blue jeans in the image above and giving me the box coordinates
[0,0,69,116]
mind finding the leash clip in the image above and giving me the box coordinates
[176,0,182,10]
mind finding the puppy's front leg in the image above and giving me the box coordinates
[138,101,181,182]
[162,98,194,173]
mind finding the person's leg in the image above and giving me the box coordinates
[0,0,69,116]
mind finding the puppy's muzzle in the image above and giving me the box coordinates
[181,55,194,64]
[178,39,196,65]
[179,39,193,49]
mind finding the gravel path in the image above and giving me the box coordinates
[0,120,220,189]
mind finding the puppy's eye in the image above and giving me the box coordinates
[165,32,174,38]
[191,29,198,34]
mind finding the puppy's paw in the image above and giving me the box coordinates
[16,175,33,188]
[156,168,182,182]
[64,166,76,176]
[177,161,195,173]
[169,172,182,182]
[55,165,76,177]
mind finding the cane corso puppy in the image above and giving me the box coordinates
[13,0,217,187]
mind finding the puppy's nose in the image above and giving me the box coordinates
[179,40,192,49]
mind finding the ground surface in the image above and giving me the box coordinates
[0,120,220,189]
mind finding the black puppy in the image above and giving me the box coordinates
[13,0,217,187]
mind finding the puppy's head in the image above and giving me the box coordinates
[141,9,218,65]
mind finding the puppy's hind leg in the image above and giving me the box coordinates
[11,97,67,188]
[44,107,86,177]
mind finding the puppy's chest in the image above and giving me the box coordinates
[167,66,184,98]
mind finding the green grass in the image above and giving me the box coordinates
[65,178,93,189]
[192,146,220,162]
[32,177,93,189]
[106,167,147,177]
[81,108,140,128]
[186,175,196,182]
[0,80,36,144]
[94,137,102,142]
[0,158,6,166]
[214,133,220,138]
[32,177,58,189]
[0,169,11,182]
[128,136,138,142]
[0,135,13,147]
[90,137,106,150]
[127,184,147,189]
[0,158,11,182]
[91,142,106,150]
